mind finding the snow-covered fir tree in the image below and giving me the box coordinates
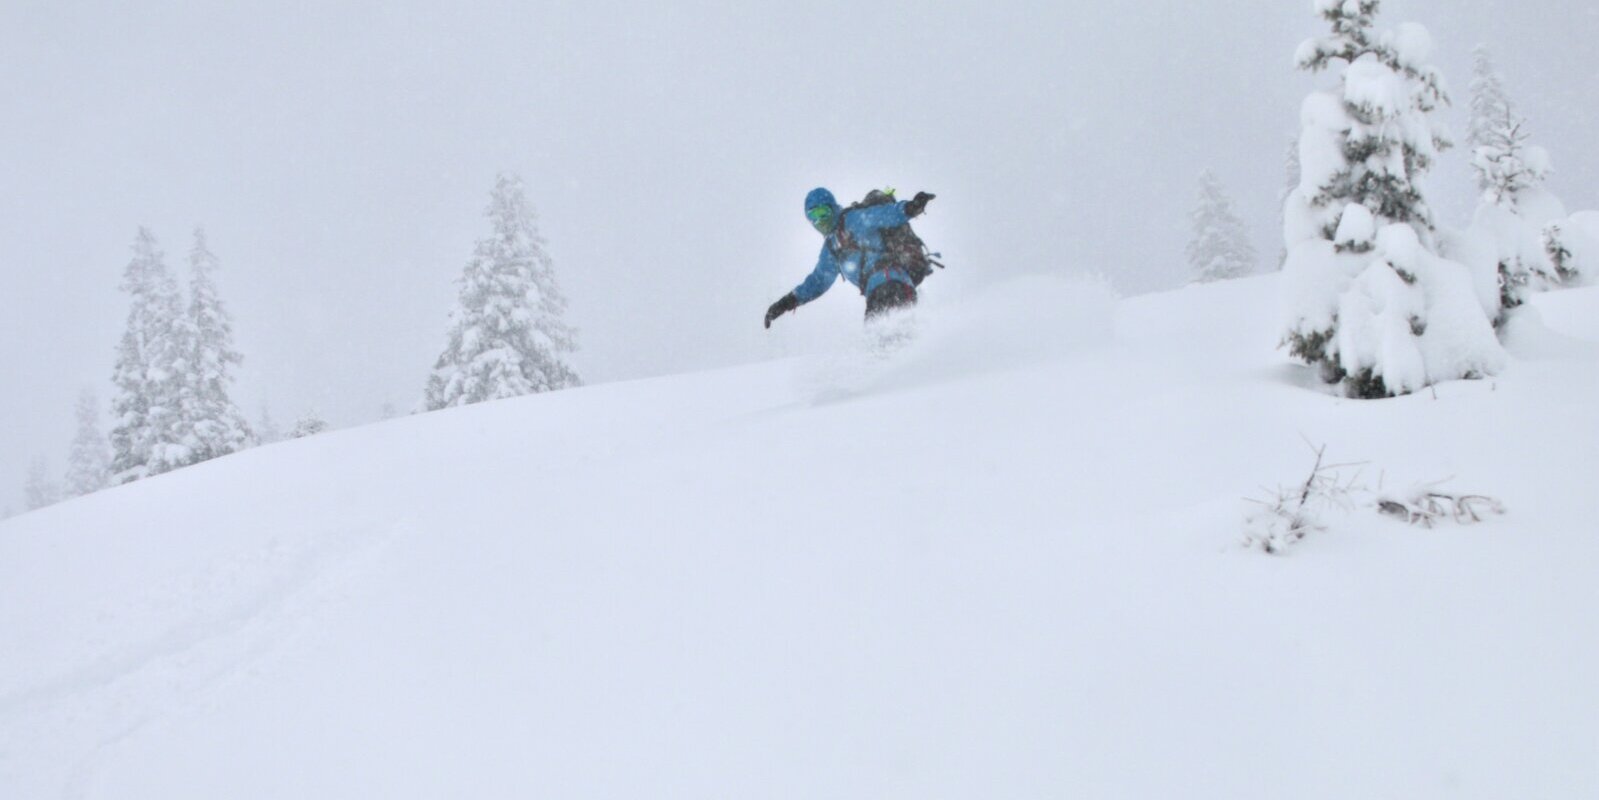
[1187,170,1257,283]
[109,228,194,482]
[1282,0,1503,398]
[290,410,328,439]
[1467,45,1513,187]
[1464,45,1562,315]
[1278,136,1302,270]
[1464,52,1599,285]
[24,456,62,511]
[1542,217,1599,284]
[1468,47,1553,211]
[1293,0,1449,232]
[180,228,253,465]
[424,173,579,411]
[256,403,282,444]
[65,389,111,497]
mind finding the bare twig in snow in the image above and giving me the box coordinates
[1243,443,1364,555]
[1243,444,1503,553]
[1377,487,1506,528]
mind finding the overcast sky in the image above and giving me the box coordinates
[3,0,1597,509]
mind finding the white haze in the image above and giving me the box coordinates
[2,0,1597,505]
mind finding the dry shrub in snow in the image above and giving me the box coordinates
[1245,444,1505,554]
[1243,444,1363,554]
[1376,484,1506,528]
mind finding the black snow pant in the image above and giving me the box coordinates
[864,280,917,321]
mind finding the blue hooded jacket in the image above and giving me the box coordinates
[793,188,916,304]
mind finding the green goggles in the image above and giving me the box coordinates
[807,206,835,228]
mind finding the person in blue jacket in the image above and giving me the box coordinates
[764,187,936,328]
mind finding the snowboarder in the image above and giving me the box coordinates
[764,187,937,328]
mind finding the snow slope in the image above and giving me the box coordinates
[3,275,1598,799]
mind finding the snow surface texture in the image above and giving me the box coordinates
[3,276,1598,798]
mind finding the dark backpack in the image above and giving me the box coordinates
[832,189,943,292]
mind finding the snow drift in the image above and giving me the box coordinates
[3,275,1598,799]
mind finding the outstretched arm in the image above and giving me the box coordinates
[793,242,841,304]
[766,243,840,329]
[852,193,934,230]
[851,201,910,232]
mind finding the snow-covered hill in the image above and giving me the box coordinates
[3,275,1597,799]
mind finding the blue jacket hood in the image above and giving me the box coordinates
[804,187,838,217]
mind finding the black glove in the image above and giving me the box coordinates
[764,292,799,329]
[904,191,936,218]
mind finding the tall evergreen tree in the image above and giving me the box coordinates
[65,389,111,497]
[1283,0,1502,398]
[1187,170,1257,283]
[180,228,253,465]
[1294,0,1449,235]
[425,173,579,410]
[24,456,62,511]
[1467,46,1512,178]
[257,403,282,445]
[1278,136,1302,270]
[1467,46,1551,210]
[109,228,193,482]
[1464,46,1561,315]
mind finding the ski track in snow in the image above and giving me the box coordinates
[0,517,411,799]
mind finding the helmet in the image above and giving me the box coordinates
[804,187,840,235]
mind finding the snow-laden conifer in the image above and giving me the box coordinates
[1462,46,1562,315]
[65,389,111,497]
[1467,47,1555,211]
[1277,137,1302,270]
[109,228,194,482]
[1283,0,1503,398]
[24,456,62,511]
[1544,214,1599,284]
[290,410,328,439]
[256,404,282,445]
[1468,46,1514,185]
[180,228,253,465]
[1293,0,1449,233]
[425,174,579,411]
[1187,170,1257,283]
[1461,49,1599,288]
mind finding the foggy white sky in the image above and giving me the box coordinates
[3,0,1597,508]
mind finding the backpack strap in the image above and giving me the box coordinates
[833,190,925,295]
